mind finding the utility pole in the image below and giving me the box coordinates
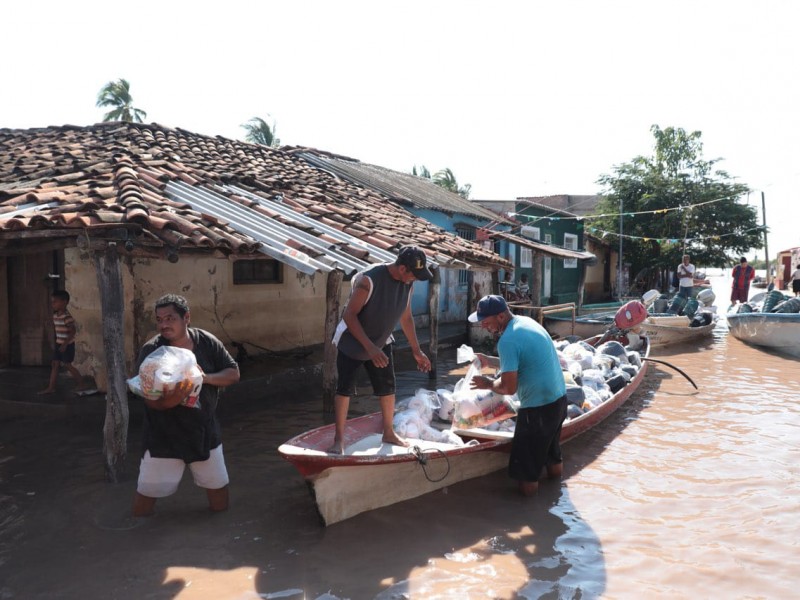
[762,192,770,284]
[618,197,623,299]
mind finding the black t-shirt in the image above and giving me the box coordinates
[136,328,238,463]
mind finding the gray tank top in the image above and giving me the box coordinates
[334,264,412,361]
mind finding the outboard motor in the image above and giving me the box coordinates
[614,301,648,330]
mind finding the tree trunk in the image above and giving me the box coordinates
[94,243,129,483]
[322,270,343,415]
[427,268,440,380]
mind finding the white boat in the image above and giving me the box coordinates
[279,336,650,526]
[544,288,717,345]
[726,312,800,358]
[638,314,718,348]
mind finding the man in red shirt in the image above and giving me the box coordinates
[731,257,755,304]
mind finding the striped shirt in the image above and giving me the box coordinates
[53,310,75,343]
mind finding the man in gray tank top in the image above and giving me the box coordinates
[330,246,433,453]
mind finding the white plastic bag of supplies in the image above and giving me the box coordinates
[127,346,203,408]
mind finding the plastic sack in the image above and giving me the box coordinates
[450,358,518,429]
[127,346,203,408]
[451,391,518,430]
[456,344,476,364]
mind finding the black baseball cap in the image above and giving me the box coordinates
[396,246,433,281]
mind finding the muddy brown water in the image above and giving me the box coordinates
[1,275,799,599]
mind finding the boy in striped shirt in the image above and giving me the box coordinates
[38,290,87,395]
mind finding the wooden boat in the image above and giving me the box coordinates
[543,302,621,339]
[279,337,650,526]
[637,314,718,348]
[726,312,800,358]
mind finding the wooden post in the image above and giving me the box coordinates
[577,259,587,311]
[530,252,543,307]
[427,267,440,380]
[322,269,343,415]
[762,192,770,284]
[93,243,129,483]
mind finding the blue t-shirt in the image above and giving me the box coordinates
[498,316,566,409]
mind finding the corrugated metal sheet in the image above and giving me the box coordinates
[300,152,510,223]
[167,180,384,276]
[489,229,596,261]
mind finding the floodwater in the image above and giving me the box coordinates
[2,274,799,599]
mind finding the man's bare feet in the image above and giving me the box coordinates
[382,432,409,447]
[37,388,55,395]
[327,438,345,455]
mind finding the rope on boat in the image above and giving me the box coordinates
[410,445,451,483]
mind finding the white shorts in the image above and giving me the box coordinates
[137,445,229,498]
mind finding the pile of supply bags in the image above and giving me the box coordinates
[393,339,642,445]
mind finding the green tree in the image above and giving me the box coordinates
[412,165,471,199]
[95,79,147,123]
[593,125,760,288]
[242,117,279,147]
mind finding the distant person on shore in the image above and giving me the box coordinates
[132,294,240,517]
[791,263,800,297]
[329,246,433,454]
[731,257,755,305]
[38,290,88,395]
[500,270,516,300]
[468,295,567,497]
[676,255,696,298]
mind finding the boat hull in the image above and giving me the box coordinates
[544,313,614,338]
[727,313,800,357]
[546,311,718,348]
[279,341,650,526]
[638,321,717,348]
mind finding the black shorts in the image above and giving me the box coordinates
[336,344,396,397]
[793,280,800,293]
[509,396,568,483]
[52,342,75,364]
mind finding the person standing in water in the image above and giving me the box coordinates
[468,294,567,497]
[39,290,88,395]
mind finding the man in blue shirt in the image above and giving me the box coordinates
[469,295,567,496]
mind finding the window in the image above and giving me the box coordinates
[563,233,578,269]
[520,247,532,268]
[455,226,475,286]
[233,259,283,284]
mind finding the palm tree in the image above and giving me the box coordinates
[95,79,147,123]
[433,167,472,199]
[412,165,432,179]
[242,117,279,147]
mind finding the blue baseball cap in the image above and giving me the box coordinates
[468,294,508,322]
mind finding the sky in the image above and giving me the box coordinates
[2,0,798,259]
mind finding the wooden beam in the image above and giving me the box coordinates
[322,269,344,415]
[531,252,543,307]
[427,267,440,380]
[93,243,130,483]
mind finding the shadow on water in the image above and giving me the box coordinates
[0,347,661,599]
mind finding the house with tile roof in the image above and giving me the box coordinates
[0,122,514,472]
[517,195,621,302]
[293,149,518,323]
[474,196,599,307]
